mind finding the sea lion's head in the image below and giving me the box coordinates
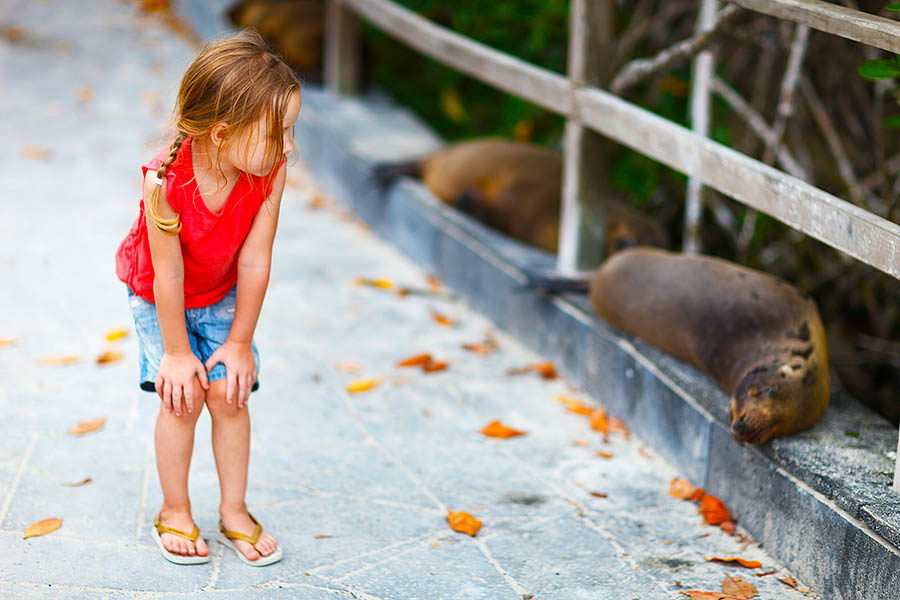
[730,353,829,445]
[730,368,786,445]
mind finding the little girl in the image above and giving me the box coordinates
[115,31,300,566]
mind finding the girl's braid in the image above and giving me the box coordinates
[147,131,189,235]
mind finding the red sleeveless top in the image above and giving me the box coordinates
[115,138,281,309]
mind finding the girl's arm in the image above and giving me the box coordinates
[204,162,287,408]
[144,171,210,416]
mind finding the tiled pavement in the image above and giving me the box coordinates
[0,1,818,598]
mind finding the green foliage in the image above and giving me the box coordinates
[887,2,900,11]
[857,58,900,80]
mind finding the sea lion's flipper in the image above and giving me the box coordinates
[373,160,422,188]
[518,274,590,295]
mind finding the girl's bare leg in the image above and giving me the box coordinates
[154,378,210,557]
[206,379,279,561]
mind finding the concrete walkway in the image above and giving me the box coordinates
[0,1,818,598]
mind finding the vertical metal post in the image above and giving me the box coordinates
[324,0,361,95]
[683,0,718,254]
[557,0,614,275]
[894,432,900,492]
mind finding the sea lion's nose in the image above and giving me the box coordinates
[730,417,752,440]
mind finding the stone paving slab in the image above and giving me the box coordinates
[0,0,822,598]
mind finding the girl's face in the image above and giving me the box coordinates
[226,89,301,177]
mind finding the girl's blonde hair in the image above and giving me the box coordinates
[148,30,300,234]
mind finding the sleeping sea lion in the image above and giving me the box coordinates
[588,247,829,444]
[377,138,668,255]
[229,0,324,76]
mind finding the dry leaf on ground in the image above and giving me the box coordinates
[754,570,776,577]
[446,510,482,536]
[700,494,733,525]
[0,337,15,347]
[705,557,763,569]
[77,86,94,102]
[480,420,526,438]
[556,395,594,416]
[314,534,332,539]
[720,520,736,535]
[596,451,614,459]
[69,418,105,435]
[669,477,706,501]
[573,439,589,447]
[38,355,80,366]
[423,360,448,373]
[680,592,746,600]
[346,378,382,393]
[397,353,432,367]
[589,491,608,498]
[4,25,24,41]
[431,311,455,327]
[61,477,92,487]
[105,328,128,342]
[354,277,394,289]
[778,577,798,589]
[23,145,51,161]
[589,409,609,435]
[722,575,757,598]
[335,361,363,373]
[461,339,499,355]
[96,349,123,364]
[23,518,63,539]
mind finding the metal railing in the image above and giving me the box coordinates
[322,0,900,489]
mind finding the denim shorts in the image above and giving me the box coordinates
[127,286,260,393]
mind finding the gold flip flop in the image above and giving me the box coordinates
[217,512,283,566]
[151,512,210,565]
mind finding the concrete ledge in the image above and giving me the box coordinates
[296,86,900,599]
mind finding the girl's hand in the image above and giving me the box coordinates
[204,341,257,409]
[156,352,210,417]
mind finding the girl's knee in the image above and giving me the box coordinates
[205,380,243,418]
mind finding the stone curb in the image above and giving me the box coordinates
[294,85,900,600]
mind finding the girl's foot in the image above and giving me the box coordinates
[157,508,210,558]
[219,508,279,561]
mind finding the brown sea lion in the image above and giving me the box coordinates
[382,138,668,255]
[229,0,324,76]
[588,247,830,444]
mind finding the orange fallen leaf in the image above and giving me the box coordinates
[61,477,92,487]
[461,339,498,355]
[720,520,736,535]
[427,274,442,293]
[77,86,94,102]
[69,418,105,435]
[0,337,15,347]
[531,361,558,379]
[589,491,608,498]
[105,328,128,342]
[722,575,757,599]
[609,416,631,439]
[431,311,455,327]
[754,570,776,577]
[38,354,80,366]
[556,395,594,416]
[705,557,763,569]
[23,518,63,539]
[572,439,589,447]
[397,353,432,367]
[588,409,609,435]
[700,494,733,525]
[313,534,332,539]
[346,378,382,393]
[309,192,330,209]
[354,277,394,289]
[778,577,798,589]
[446,510,482,536]
[335,361,363,373]
[4,25,24,41]
[431,540,439,547]
[596,451,614,459]
[669,477,706,501]
[23,145,51,161]
[423,359,448,373]
[96,349,123,364]
[480,420,526,439]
